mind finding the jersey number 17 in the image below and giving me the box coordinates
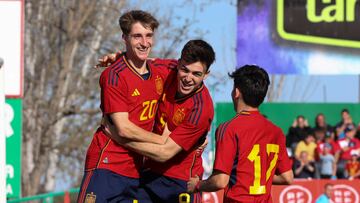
[247,144,279,195]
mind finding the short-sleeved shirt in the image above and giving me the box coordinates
[336,138,360,160]
[295,141,317,161]
[316,141,337,158]
[85,54,175,178]
[146,70,214,181]
[319,154,335,175]
[213,111,292,203]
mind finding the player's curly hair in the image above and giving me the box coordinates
[119,10,159,36]
[180,39,215,72]
[229,65,270,107]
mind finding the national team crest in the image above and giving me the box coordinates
[155,76,163,95]
[85,192,96,203]
[172,108,185,126]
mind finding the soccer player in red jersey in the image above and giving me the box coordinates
[77,10,175,203]
[105,39,215,203]
[187,65,294,203]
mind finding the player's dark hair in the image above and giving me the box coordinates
[119,10,159,36]
[180,39,215,72]
[228,65,270,108]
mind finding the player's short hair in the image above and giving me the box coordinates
[180,39,215,72]
[229,65,270,107]
[119,10,159,36]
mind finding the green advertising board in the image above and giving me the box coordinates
[5,99,22,198]
[215,103,360,134]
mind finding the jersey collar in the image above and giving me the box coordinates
[122,53,152,80]
[238,110,260,115]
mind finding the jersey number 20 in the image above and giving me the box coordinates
[140,100,157,121]
[247,144,279,195]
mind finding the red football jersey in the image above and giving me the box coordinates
[85,54,176,178]
[213,111,292,203]
[147,70,214,181]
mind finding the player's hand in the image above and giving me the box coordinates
[196,137,208,155]
[187,175,200,193]
[162,123,171,137]
[101,117,112,136]
[157,123,171,144]
[102,116,123,144]
[292,119,297,127]
[94,51,122,68]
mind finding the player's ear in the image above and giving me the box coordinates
[235,87,241,99]
[122,34,127,41]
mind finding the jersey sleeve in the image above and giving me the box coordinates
[169,102,213,151]
[213,123,238,175]
[100,68,128,114]
[275,129,292,175]
[150,58,178,77]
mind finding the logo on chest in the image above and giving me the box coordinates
[172,108,186,126]
[131,88,140,97]
[155,76,164,95]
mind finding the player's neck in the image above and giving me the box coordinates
[236,102,258,113]
[125,53,149,74]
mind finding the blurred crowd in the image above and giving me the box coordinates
[286,109,360,180]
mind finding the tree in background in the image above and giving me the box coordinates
[23,0,212,196]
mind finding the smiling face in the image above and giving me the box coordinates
[124,22,154,63]
[176,60,208,97]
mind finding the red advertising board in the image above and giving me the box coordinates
[202,179,360,203]
[273,179,360,203]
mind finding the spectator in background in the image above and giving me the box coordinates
[295,133,317,161]
[336,109,356,140]
[287,115,312,155]
[335,124,360,178]
[346,154,360,180]
[316,131,337,158]
[313,113,333,138]
[315,183,333,203]
[293,151,316,179]
[319,145,337,179]
[314,129,326,144]
[356,123,360,140]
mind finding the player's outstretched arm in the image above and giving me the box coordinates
[105,112,167,144]
[272,170,293,185]
[187,170,229,193]
[120,136,182,162]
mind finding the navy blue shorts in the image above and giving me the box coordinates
[138,170,202,203]
[77,169,139,203]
